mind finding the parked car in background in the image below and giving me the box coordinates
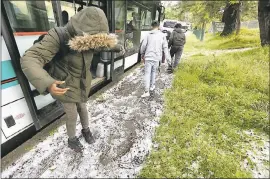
[160,19,190,40]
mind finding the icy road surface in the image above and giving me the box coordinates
[1,65,173,178]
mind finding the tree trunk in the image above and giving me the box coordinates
[258,0,270,46]
[200,21,206,41]
[235,2,242,35]
[220,3,238,36]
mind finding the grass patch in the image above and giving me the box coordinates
[139,47,269,178]
[185,28,260,52]
[191,53,206,57]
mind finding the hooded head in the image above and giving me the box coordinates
[68,6,109,36]
[67,6,118,52]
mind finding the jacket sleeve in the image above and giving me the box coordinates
[168,31,174,48]
[20,28,60,94]
[162,36,171,61]
[140,35,148,57]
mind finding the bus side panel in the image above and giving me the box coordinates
[2,37,25,104]
[121,31,151,70]
[140,31,150,43]
[1,130,7,144]
[14,35,42,60]
[1,34,36,143]
[124,53,138,70]
[106,58,124,79]
[1,37,20,92]
[1,98,33,139]
[13,35,57,109]
[2,85,24,106]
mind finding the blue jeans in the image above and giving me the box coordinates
[144,60,159,91]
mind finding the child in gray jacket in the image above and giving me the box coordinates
[140,21,171,97]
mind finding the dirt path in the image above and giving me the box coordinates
[1,66,173,178]
[182,47,256,59]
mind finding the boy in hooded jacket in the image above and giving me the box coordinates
[20,7,124,152]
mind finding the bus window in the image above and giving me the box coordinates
[141,9,152,30]
[60,1,79,20]
[155,10,159,21]
[115,0,125,58]
[90,0,104,7]
[125,3,141,57]
[3,0,57,56]
[3,0,57,33]
[83,0,105,9]
[127,7,140,31]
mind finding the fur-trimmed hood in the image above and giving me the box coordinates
[68,6,109,36]
[66,6,120,52]
[68,33,118,52]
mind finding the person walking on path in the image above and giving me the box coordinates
[167,23,186,73]
[20,7,124,152]
[140,21,171,98]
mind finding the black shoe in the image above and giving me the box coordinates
[68,137,84,152]
[82,128,95,144]
[167,68,173,74]
[167,65,173,72]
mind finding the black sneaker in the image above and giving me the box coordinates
[167,69,173,74]
[82,128,95,144]
[68,137,84,152]
[167,65,173,73]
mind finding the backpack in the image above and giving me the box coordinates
[33,27,69,74]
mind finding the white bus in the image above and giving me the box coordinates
[1,0,165,157]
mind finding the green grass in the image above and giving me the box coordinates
[184,28,261,52]
[139,47,269,178]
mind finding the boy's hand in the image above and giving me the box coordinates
[48,81,69,96]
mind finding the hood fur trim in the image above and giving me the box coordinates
[68,33,118,52]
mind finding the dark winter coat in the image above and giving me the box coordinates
[168,28,186,48]
[20,7,123,103]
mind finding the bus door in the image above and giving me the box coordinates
[69,0,113,86]
[83,0,125,83]
[124,1,163,70]
[1,0,77,131]
[109,0,125,82]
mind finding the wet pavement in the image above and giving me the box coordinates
[1,64,173,178]
[1,48,268,178]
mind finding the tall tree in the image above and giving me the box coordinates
[235,1,242,35]
[258,0,270,46]
[220,1,240,36]
[220,0,259,36]
[165,1,259,39]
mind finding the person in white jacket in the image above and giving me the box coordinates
[140,21,171,98]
